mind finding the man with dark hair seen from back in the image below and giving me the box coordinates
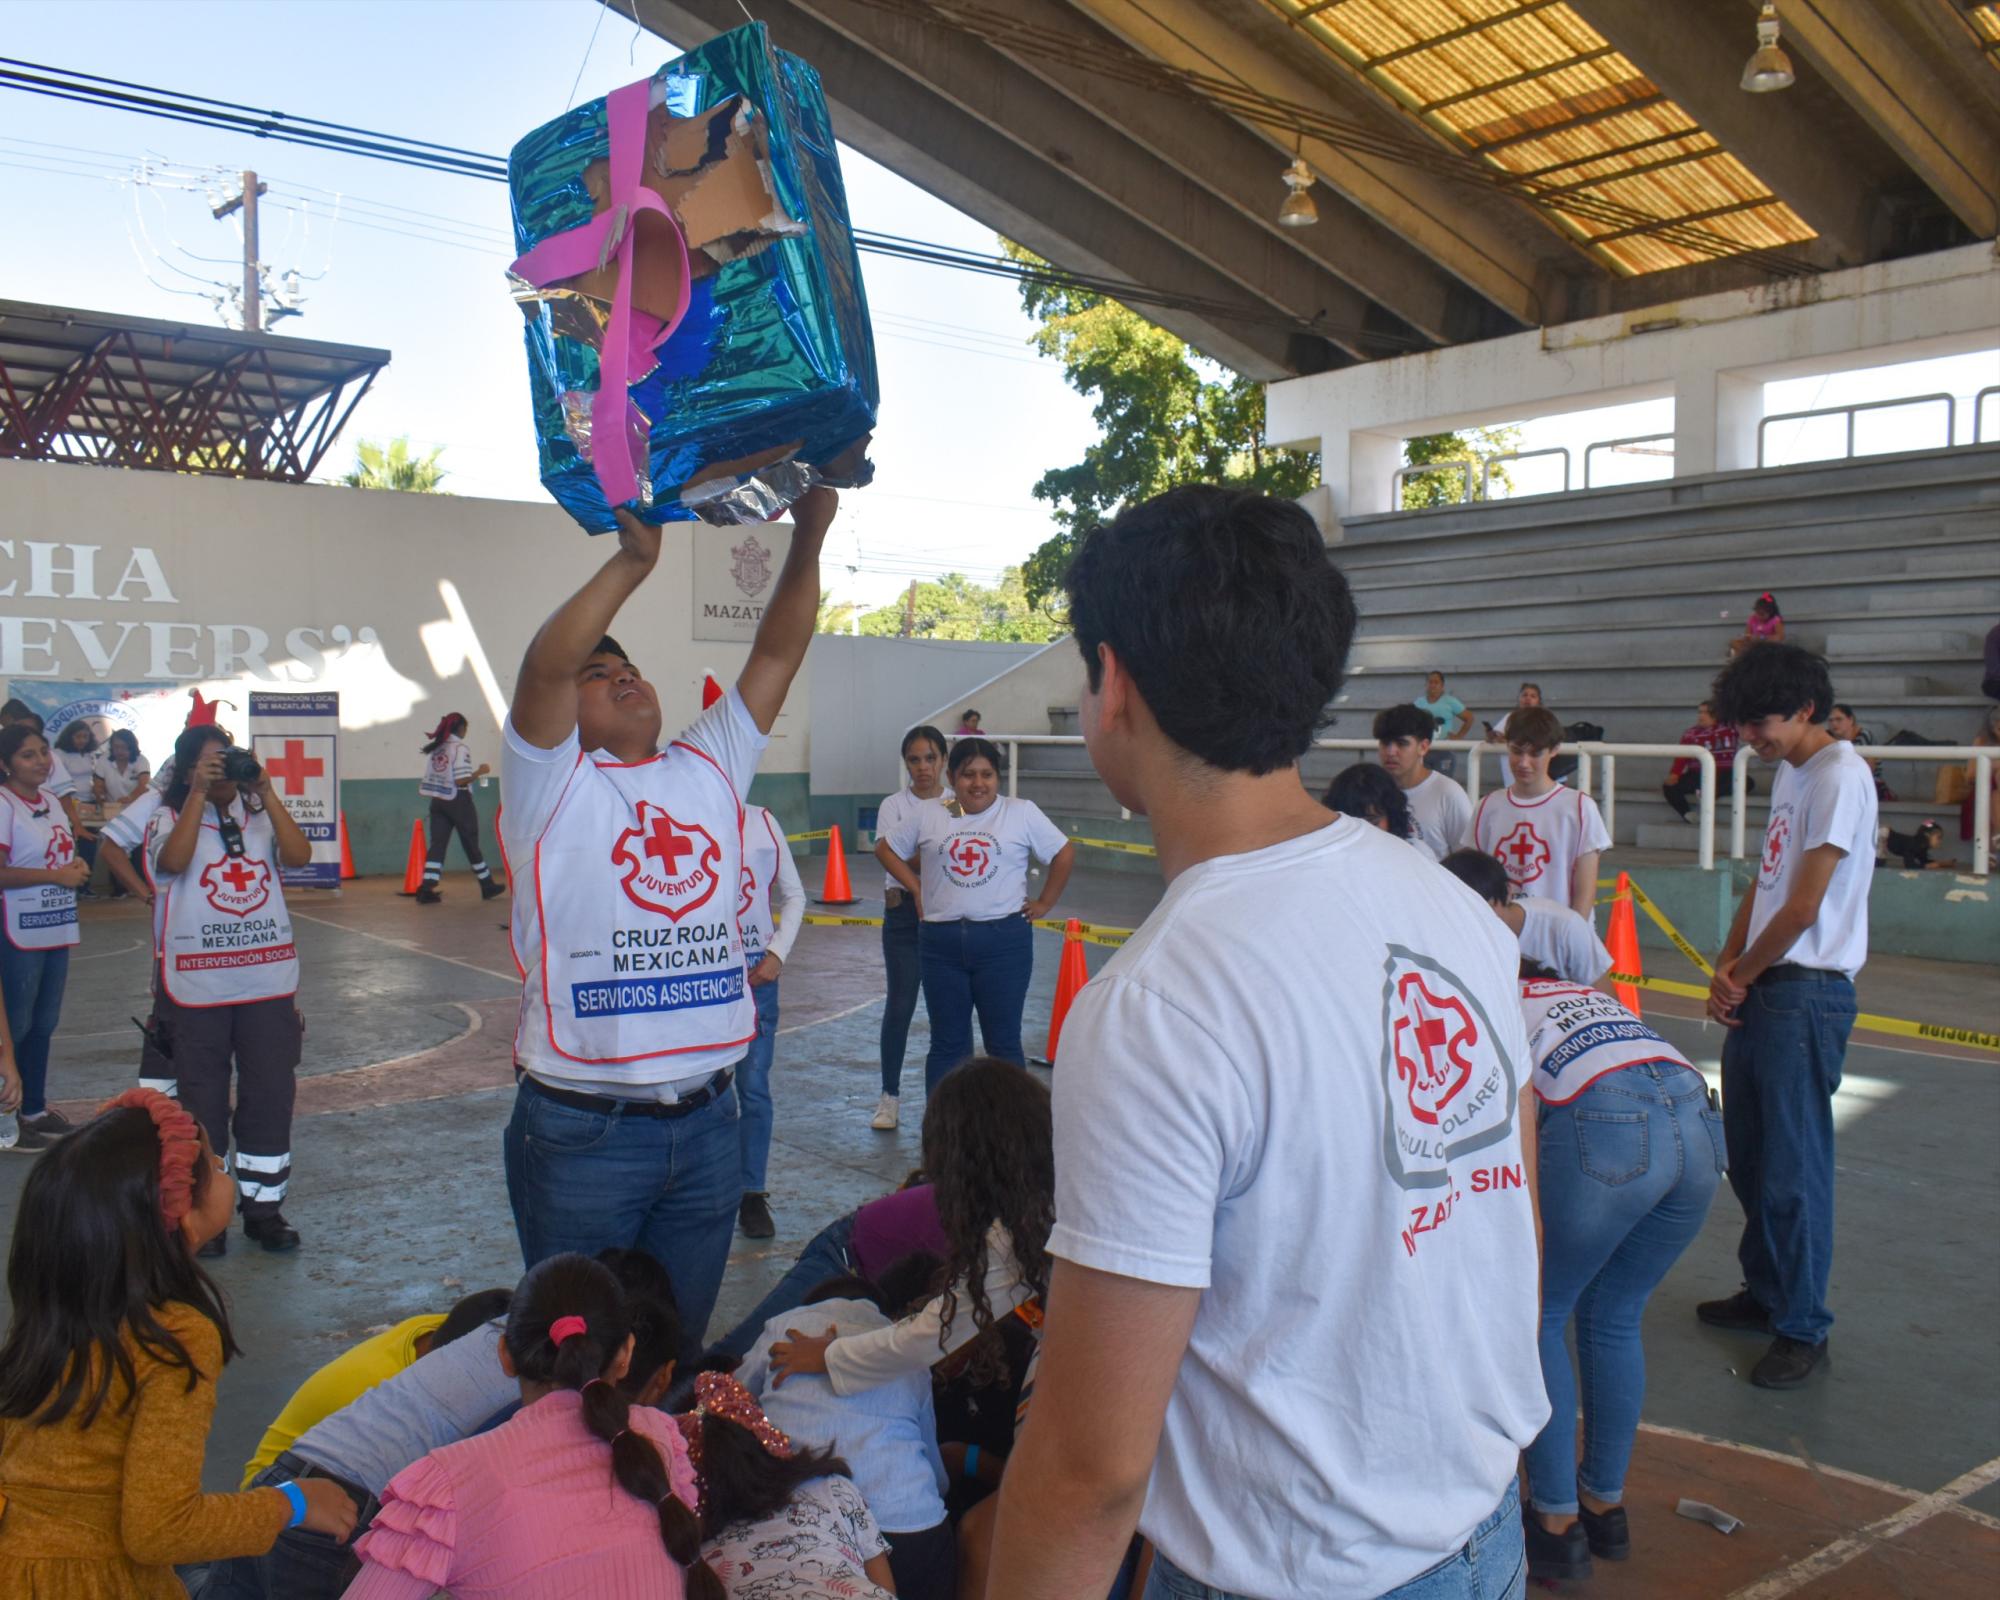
[987,486,1545,1600]
[1699,643,1876,1391]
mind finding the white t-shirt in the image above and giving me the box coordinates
[874,785,951,894]
[882,795,1068,923]
[1748,738,1877,978]
[94,753,152,805]
[101,787,165,852]
[1404,769,1472,861]
[43,762,75,801]
[1521,980,1692,1105]
[740,803,805,965]
[56,749,98,790]
[1468,784,1611,904]
[418,734,475,800]
[1049,818,1546,1598]
[499,689,768,1099]
[1517,896,1613,985]
[702,1475,891,1600]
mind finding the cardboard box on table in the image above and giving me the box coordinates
[509,22,878,531]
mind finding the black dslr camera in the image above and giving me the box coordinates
[219,747,263,786]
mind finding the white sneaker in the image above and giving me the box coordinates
[870,1093,900,1131]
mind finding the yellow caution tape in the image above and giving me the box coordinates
[1067,833,1158,858]
[800,910,1133,947]
[1622,880,1715,979]
[786,828,834,843]
[1608,972,2000,1052]
[800,912,886,929]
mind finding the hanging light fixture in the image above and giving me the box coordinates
[1740,2,1796,93]
[1278,133,1318,228]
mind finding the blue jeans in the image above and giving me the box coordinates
[0,942,69,1117]
[710,1211,858,1361]
[1145,1482,1523,1600]
[1721,967,1854,1342]
[739,978,781,1192]
[919,915,1033,1091]
[503,1075,742,1358]
[880,896,922,1095]
[1527,1063,1722,1515]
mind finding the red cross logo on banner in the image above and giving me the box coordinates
[1391,971,1479,1127]
[199,855,273,916]
[262,740,324,796]
[44,827,75,869]
[613,801,721,920]
[1495,821,1550,887]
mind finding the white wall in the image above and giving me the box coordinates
[0,459,811,779]
[807,635,1042,795]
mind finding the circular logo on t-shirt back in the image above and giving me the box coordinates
[1379,946,1519,1191]
[1759,812,1791,890]
[1494,822,1550,887]
[200,856,273,917]
[942,831,999,888]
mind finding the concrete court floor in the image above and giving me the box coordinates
[0,861,1994,1597]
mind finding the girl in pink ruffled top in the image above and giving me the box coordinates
[340,1253,714,1599]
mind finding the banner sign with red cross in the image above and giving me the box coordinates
[249,691,340,890]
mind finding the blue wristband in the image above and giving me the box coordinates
[275,1479,307,1529]
[964,1445,981,1481]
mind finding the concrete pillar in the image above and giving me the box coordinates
[1673,367,1763,478]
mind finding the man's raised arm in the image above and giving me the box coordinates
[511,513,662,750]
[738,487,838,735]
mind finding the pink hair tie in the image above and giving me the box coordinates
[99,1088,203,1234]
[549,1315,588,1346]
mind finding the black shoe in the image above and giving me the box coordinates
[738,1192,775,1239]
[416,884,442,905]
[1579,1504,1630,1561]
[1697,1289,1773,1333]
[480,877,506,900]
[1751,1335,1829,1389]
[196,1233,226,1259]
[243,1213,301,1253]
[19,1107,73,1139]
[1522,1512,1592,1583]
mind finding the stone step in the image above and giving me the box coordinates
[1822,628,1972,656]
[1634,822,1701,851]
[1870,583,1999,611]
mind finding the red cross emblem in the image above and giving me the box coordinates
[613,801,721,920]
[1495,821,1550,887]
[199,854,273,916]
[1759,812,1791,888]
[738,862,757,919]
[944,833,996,885]
[44,827,75,869]
[260,739,325,796]
[1391,971,1479,1127]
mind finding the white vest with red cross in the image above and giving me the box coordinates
[516,741,755,1087]
[1,786,79,951]
[1520,979,1691,1105]
[155,799,299,1007]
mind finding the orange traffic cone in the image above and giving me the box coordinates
[701,673,724,709]
[1040,919,1090,1066]
[338,812,357,880]
[400,820,427,896]
[1608,870,1642,1015]
[815,825,856,905]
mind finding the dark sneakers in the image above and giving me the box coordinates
[1579,1504,1630,1561]
[1697,1289,1774,1333]
[415,884,442,905]
[738,1192,776,1239]
[243,1213,301,1253]
[1752,1335,1830,1389]
[1522,1512,1592,1583]
[480,878,507,901]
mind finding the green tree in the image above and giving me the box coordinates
[850,568,1065,643]
[342,435,448,493]
[1398,425,1522,509]
[1006,241,1319,610]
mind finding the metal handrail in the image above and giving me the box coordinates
[1976,385,2000,444]
[1756,392,1956,467]
[1481,446,1570,498]
[1389,460,1473,506]
[1583,431,1674,488]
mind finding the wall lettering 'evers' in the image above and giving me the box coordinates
[0,542,375,682]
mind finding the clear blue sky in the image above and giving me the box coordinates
[0,0,1099,610]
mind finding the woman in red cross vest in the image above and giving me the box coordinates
[147,720,313,1256]
[0,723,89,1152]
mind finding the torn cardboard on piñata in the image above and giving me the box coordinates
[508,22,878,532]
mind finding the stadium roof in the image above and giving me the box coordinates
[0,299,388,483]
[629,0,2000,377]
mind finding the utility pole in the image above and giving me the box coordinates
[901,579,916,638]
[210,169,269,332]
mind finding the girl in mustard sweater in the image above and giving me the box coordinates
[0,1089,355,1597]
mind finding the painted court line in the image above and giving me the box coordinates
[778,996,880,1037]
[289,910,521,985]
[71,938,145,963]
[1725,1453,2000,1599]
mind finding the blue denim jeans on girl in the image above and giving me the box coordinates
[738,977,781,1192]
[0,942,69,1117]
[918,914,1032,1091]
[1527,1061,1722,1515]
[1720,967,1854,1343]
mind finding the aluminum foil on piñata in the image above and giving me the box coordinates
[508,21,878,531]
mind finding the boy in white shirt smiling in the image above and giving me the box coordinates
[1466,706,1610,918]
[1698,643,1876,1391]
[1375,702,1472,861]
[985,486,1545,1600]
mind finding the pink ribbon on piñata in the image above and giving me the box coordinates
[511,77,691,510]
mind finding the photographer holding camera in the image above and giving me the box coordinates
[148,721,312,1255]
